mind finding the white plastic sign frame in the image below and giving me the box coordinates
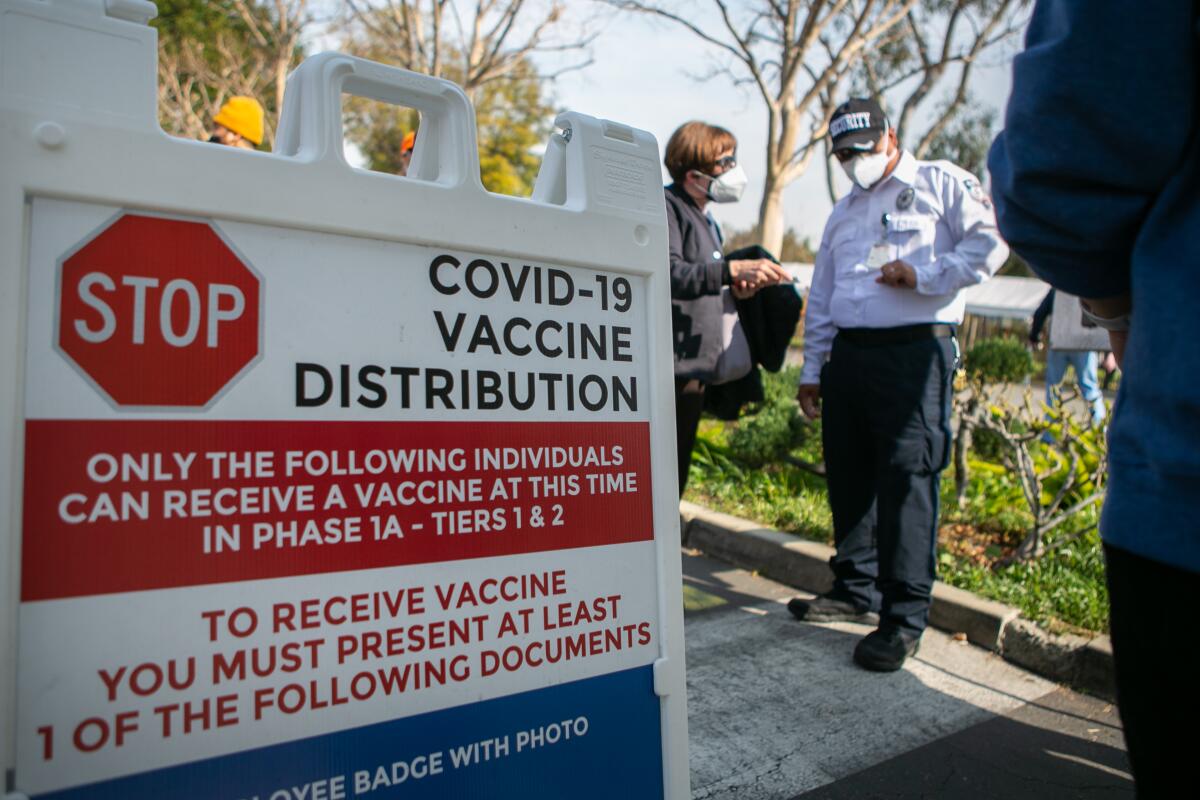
[0,1,688,798]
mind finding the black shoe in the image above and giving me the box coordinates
[787,593,876,624]
[853,627,921,672]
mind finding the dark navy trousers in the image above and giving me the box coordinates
[820,333,956,635]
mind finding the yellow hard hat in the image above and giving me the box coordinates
[213,96,265,145]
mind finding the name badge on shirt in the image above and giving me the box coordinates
[866,212,892,268]
[866,241,891,269]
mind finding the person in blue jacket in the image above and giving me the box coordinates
[988,2,1198,793]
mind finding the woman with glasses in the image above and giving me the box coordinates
[663,121,789,495]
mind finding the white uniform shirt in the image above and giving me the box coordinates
[800,151,1009,384]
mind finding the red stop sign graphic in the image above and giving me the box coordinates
[57,213,261,407]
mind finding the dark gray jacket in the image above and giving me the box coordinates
[665,183,729,379]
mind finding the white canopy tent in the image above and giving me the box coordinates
[783,263,1050,321]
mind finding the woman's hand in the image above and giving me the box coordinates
[731,281,757,299]
[729,258,790,290]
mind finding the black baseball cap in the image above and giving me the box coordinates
[829,98,888,154]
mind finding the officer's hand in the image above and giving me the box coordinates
[876,260,917,289]
[797,383,821,420]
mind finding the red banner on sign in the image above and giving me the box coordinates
[22,420,653,601]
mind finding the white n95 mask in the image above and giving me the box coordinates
[841,149,891,190]
[702,164,748,203]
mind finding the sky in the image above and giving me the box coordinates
[318,4,1026,246]
[544,8,1023,245]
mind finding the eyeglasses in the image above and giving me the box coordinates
[713,155,737,170]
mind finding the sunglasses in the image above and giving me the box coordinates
[833,148,869,163]
[833,127,889,162]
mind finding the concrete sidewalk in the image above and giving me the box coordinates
[681,502,1115,696]
[682,549,1131,800]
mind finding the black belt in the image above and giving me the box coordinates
[837,323,955,347]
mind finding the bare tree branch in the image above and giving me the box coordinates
[860,0,1030,152]
[609,0,924,253]
[157,2,310,150]
[341,0,595,103]
[913,0,1022,157]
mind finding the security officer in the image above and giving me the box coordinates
[789,98,1008,671]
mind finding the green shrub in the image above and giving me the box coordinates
[762,366,802,405]
[729,401,799,466]
[689,393,1110,632]
[687,436,832,541]
[970,426,1008,463]
[726,367,809,466]
[965,336,1035,384]
[948,459,1032,532]
[940,521,1109,633]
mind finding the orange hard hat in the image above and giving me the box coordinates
[401,130,416,153]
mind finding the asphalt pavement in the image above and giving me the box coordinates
[681,548,1132,800]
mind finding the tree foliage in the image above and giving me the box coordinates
[154,0,245,43]
[475,60,553,194]
[723,225,816,263]
[338,1,588,194]
[348,103,423,175]
[346,56,552,194]
[341,1,595,97]
[858,0,1031,159]
[952,334,1033,506]
[921,93,996,177]
[154,0,310,148]
[608,0,919,254]
[611,1,1030,249]
[965,390,1107,565]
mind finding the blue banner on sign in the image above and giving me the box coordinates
[33,666,664,800]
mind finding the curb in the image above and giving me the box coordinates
[680,501,1115,699]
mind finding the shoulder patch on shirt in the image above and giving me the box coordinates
[896,187,915,210]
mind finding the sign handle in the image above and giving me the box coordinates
[275,51,483,190]
[530,112,663,216]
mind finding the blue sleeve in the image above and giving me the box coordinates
[987,0,1198,298]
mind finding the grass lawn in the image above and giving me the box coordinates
[684,418,1109,635]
